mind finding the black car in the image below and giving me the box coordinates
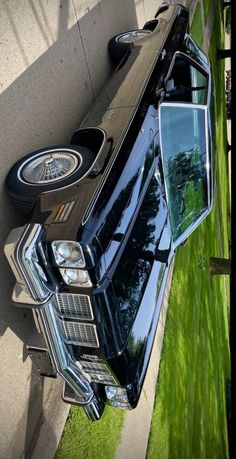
[4,3,213,420]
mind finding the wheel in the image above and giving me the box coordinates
[108,29,151,65]
[5,145,95,214]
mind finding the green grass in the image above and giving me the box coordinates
[56,405,124,459]
[209,2,231,262]
[147,1,231,458]
[146,216,230,458]
[225,6,231,34]
[191,3,204,45]
[203,0,212,23]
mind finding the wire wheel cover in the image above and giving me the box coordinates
[21,151,81,184]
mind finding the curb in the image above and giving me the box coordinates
[29,378,70,459]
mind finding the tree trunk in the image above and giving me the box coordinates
[209,257,231,275]
[226,141,231,153]
[217,48,231,59]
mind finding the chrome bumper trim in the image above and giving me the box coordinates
[4,223,101,416]
[39,300,94,404]
[4,224,51,302]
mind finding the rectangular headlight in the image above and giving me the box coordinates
[59,268,92,287]
[51,241,85,268]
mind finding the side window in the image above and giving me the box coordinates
[165,57,207,104]
[185,35,209,65]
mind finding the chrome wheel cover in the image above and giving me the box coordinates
[116,30,151,44]
[20,150,81,185]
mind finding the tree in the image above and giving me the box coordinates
[209,257,231,275]
[223,2,231,9]
[217,48,231,60]
[226,141,231,153]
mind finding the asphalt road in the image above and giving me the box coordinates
[0,1,194,458]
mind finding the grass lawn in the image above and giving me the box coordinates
[56,406,124,459]
[190,3,203,45]
[203,0,212,23]
[146,1,231,458]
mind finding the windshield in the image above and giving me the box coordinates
[160,104,208,243]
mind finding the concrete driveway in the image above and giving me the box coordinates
[0,1,194,458]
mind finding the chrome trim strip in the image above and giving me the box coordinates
[83,396,105,421]
[59,200,76,221]
[160,102,207,109]
[4,224,52,303]
[204,108,211,209]
[173,208,209,249]
[5,223,99,412]
[159,103,210,248]
[164,50,209,90]
[15,224,51,301]
[4,226,26,285]
[12,282,49,306]
[39,300,94,403]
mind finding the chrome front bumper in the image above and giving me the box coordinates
[4,223,104,421]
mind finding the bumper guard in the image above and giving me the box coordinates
[4,223,104,420]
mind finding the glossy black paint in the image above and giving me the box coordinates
[26,4,212,407]
[34,5,189,219]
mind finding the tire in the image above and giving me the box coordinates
[5,145,95,214]
[108,29,151,65]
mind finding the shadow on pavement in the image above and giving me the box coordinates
[0,0,139,456]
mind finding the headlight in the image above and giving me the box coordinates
[59,268,92,287]
[51,241,85,268]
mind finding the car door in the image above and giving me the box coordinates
[164,51,208,105]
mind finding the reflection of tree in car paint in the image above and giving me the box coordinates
[165,147,207,239]
[113,176,163,341]
[168,149,202,186]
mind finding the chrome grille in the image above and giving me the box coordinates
[79,361,117,385]
[80,362,109,374]
[55,293,93,320]
[57,319,99,348]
